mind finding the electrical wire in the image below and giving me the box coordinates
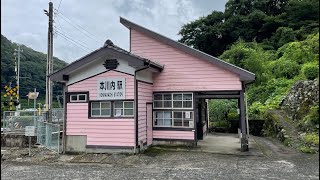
[54,9,104,44]
[54,25,91,51]
[55,30,93,52]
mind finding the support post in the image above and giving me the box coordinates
[239,86,248,152]
[45,2,54,122]
[28,136,31,156]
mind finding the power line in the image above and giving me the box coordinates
[54,25,91,51]
[54,9,104,44]
[55,30,93,52]
[57,0,62,12]
[55,30,92,52]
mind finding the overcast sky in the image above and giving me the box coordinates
[1,0,227,63]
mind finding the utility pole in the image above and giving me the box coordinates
[14,44,23,110]
[45,2,54,121]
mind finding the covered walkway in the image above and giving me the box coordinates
[197,133,263,156]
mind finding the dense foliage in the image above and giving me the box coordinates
[179,0,319,122]
[179,0,319,57]
[1,34,68,102]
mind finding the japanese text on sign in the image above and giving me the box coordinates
[97,78,126,100]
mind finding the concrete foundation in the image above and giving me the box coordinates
[66,135,87,152]
[65,135,135,154]
[1,133,37,147]
[153,140,196,146]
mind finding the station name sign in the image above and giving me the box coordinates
[97,78,125,100]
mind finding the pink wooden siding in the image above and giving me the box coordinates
[66,70,135,147]
[137,81,153,145]
[130,29,242,91]
[153,130,194,140]
[66,103,135,146]
[68,70,134,100]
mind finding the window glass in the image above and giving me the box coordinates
[163,101,172,108]
[91,109,100,116]
[70,95,77,101]
[154,101,162,108]
[173,101,182,108]
[101,109,111,116]
[164,112,171,119]
[164,94,172,100]
[113,101,134,117]
[124,109,133,116]
[154,94,162,100]
[92,102,100,109]
[115,101,123,108]
[174,119,183,126]
[173,112,182,118]
[163,119,172,126]
[183,101,192,108]
[78,94,86,101]
[183,121,190,127]
[101,102,110,108]
[156,112,163,118]
[173,94,182,100]
[124,102,133,108]
[153,93,192,109]
[183,94,192,100]
[154,111,194,128]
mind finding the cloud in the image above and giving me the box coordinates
[1,0,227,63]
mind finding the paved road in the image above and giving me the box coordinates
[1,151,319,180]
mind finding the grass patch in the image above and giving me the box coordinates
[143,146,168,157]
[299,145,316,154]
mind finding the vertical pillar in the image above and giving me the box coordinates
[239,88,248,151]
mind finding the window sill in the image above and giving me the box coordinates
[153,127,194,131]
[88,116,134,119]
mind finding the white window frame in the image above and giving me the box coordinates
[153,93,193,109]
[91,101,111,117]
[70,94,87,102]
[113,101,134,117]
[153,111,194,128]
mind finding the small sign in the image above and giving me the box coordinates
[27,92,39,99]
[97,78,126,100]
[189,121,194,128]
[115,109,122,117]
[25,126,35,136]
[185,111,191,119]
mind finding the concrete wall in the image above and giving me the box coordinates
[1,134,37,147]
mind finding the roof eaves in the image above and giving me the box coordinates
[49,42,164,81]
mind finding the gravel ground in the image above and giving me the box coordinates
[1,137,319,180]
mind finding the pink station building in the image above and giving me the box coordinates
[50,17,255,153]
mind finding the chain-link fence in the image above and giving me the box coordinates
[37,121,61,153]
[2,109,63,153]
[2,111,39,133]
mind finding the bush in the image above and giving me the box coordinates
[271,60,300,79]
[299,145,316,154]
[300,105,319,130]
[302,63,319,80]
[302,133,319,146]
[227,112,239,120]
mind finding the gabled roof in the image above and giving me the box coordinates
[49,40,164,82]
[120,17,255,83]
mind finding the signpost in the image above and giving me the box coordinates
[25,126,35,156]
